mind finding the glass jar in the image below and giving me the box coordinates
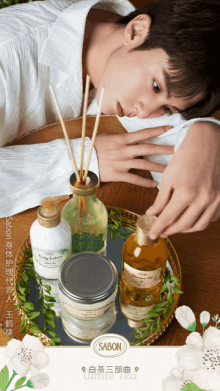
[61,171,108,255]
[58,252,118,343]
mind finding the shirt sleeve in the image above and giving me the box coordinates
[0,137,99,218]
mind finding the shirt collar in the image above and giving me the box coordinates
[39,0,135,78]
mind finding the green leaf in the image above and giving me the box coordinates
[14,304,20,311]
[44,295,56,302]
[46,303,55,308]
[0,365,9,391]
[18,286,26,295]
[167,292,174,304]
[170,275,179,284]
[26,380,34,388]
[15,377,26,388]
[44,284,51,293]
[160,284,169,294]
[23,302,34,311]
[157,317,161,331]
[140,317,154,322]
[173,287,184,294]
[47,330,57,338]
[30,325,42,334]
[45,319,56,328]
[149,323,155,334]
[132,332,140,338]
[28,312,40,320]
[187,322,196,332]
[181,383,206,391]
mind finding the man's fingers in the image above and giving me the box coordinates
[127,143,174,158]
[123,158,166,173]
[125,126,172,144]
[118,172,158,188]
[147,190,189,239]
[146,179,173,217]
[182,200,220,233]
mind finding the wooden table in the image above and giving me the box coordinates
[0,115,220,346]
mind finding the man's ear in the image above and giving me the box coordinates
[124,14,151,48]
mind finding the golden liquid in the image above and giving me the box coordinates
[120,233,169,308]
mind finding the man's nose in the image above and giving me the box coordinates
[135,100,165,119]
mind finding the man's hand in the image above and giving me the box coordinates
[146,121,220,239]
[94,126,174,187]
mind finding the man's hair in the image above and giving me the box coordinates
[115,0,220,120]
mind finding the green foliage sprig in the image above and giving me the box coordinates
[15,247,61,346]
[108,207,136,241]
[131,268,183,345]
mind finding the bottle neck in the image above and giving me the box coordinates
[72,192,97,202]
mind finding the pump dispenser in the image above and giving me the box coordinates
[120,214,169,328]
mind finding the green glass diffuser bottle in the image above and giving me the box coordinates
[62,171,108,255]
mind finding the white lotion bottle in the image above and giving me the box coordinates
[30,195,72,280]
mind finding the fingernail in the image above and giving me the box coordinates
[160,233,166,238]
[149,233,157,240]
[146,207,154,215]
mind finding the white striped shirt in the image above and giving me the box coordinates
[0,0,219,217]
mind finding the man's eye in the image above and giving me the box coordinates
[164,105,172,115]
[153,80,160,93]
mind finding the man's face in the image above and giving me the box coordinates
[96,47,201,118]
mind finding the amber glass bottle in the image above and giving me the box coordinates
[120,215,169,327]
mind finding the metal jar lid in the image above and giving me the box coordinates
[136,215,158,246]
[70,171,98,196]
[58,252,118,304]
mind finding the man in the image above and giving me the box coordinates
[0,0,220,240]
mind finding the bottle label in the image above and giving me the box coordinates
[71,232,105,254]
[124,262,161,289]
[33,248,70,268]
[62,301,114,320]
[121,301,154,321]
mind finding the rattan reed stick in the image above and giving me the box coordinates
[49,84,88,219]
[83,87,105,183]
[49,84,81,183]
[80,74,90,183]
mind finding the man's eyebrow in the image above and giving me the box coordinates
[162,67,185,113]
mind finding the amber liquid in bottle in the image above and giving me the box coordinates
[120,218,169,324]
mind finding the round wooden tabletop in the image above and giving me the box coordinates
[0,115,220,346]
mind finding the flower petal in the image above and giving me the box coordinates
[203,326,220,350]
[10,356,30,376]
[186,307,196,325]
[200,311,210,327]
[4,339,24,359]
[177,345,202,371]
[30,364,39,375]
[22,335,44,352]
[163,377,182,391]
[29,373,49,389]
[31,352,49,369]
[170,368,182,380]
[186,332,203,350]
[193,368,220,391]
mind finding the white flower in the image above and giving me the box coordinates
[163,368,196,391]
[164,326,220,391]
[175,305,196,331]
[28,373,49,389]
[200,311,210,327]
[4,335,49,376]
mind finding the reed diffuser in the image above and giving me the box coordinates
[50,77,108,255]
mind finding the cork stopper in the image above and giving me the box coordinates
[136,215,158,247]
[38,195,69,228]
